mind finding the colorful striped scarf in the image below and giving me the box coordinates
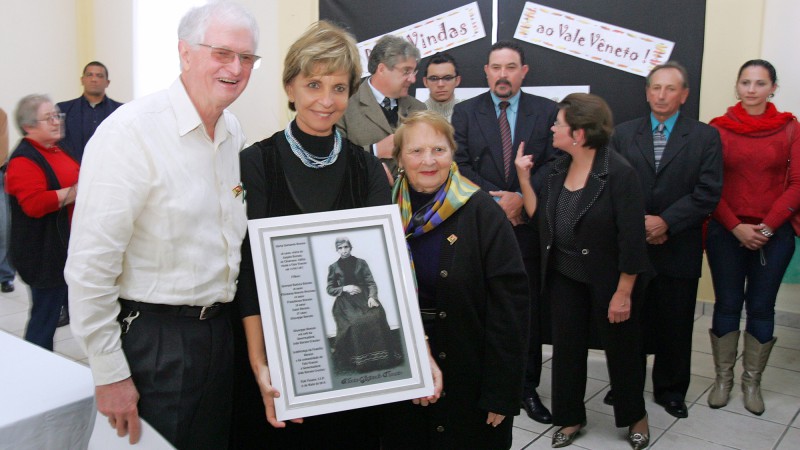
[393,162,480,238]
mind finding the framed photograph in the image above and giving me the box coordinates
[248,205,433,421]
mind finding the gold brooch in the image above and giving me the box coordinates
[447,234,458,245]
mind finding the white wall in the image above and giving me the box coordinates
[699,0,765,122]
[226,0,286,144]
[0,1,80,146]
[0,0,310,149]
[762,0,800,114]
[93,0,135,103]
[762,0,800,316]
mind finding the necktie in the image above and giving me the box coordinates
[381,97,398,127]
[653,122,667,170]
[499,101,513,181]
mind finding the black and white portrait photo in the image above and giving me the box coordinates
[326,236,403,373]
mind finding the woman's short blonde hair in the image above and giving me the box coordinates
[392,110,456,162]
[282,21,361,111]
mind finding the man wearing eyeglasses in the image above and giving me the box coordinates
[338,34,427,176]
[422,52,462,122]
[57,61,123,164]
[65,3,259,448]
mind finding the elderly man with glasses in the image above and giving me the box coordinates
[337,34,427,177]
[65,3,259,448]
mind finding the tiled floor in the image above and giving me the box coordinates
[2,275,799,449]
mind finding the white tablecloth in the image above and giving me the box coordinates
[88,410,175,449]
[0,331,95,450]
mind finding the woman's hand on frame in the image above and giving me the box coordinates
[255,362,304,428]
[412,345,443,406]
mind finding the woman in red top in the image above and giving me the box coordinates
[6,94,79,350]
[706,60,799,416]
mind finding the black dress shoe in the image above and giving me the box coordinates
[521,393,553,424]
[1,280,13,293]
[603,390,614,406]
[656,398,688,418]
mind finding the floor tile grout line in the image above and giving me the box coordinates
[771,416,799,450]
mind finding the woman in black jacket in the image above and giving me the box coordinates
[381,110,530,450]
[231,21,394,449]
[516,93,650,449]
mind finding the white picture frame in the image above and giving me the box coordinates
[247,205,433,421]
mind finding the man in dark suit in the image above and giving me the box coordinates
[58,61,123,163]
[609,61,722,419]
[337,35,426,176]
[453,40,558,424]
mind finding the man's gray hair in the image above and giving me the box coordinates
[178,2,260,51]
[367,35,420,74]
[15,94,52,135]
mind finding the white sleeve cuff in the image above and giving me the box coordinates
[89,349,132,386]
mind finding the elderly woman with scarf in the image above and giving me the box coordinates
[378,110,530,450]
[705,59,799,416]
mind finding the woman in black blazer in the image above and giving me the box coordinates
[516,93,651,449]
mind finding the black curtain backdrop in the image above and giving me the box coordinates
[320,0,706,125]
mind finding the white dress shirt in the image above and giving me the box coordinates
[65,78,248,385]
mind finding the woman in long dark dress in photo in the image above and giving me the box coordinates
[327,237,399,373]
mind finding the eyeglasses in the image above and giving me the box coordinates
[425,75,457,83]
[196,43,262,69]
[37,113,65,124]
[392,66,418,77]
[553,121,570,128]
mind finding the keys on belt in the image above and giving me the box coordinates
[118,299,228,321]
